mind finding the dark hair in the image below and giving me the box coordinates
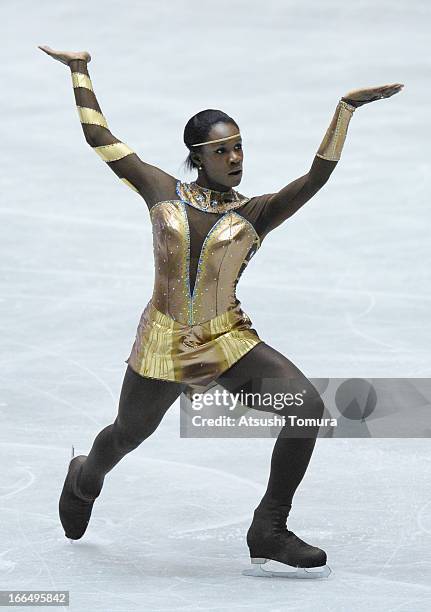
[182,109,239,173]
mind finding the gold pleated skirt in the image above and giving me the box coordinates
[125,300,263,392]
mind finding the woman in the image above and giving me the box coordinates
[38,45,402,579]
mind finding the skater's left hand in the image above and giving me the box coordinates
[38,45,91,66]
[341,83,404,108]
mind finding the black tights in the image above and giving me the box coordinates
[216,342,324,509]
[78,342,324,511]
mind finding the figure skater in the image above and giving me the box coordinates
[38,44,403,578]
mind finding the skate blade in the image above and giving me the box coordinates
[243,560,331,579]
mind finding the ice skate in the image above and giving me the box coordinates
[59,446,97,541]
[243,501,331,579]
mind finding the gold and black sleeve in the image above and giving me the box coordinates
[68,59,140,194]
[316,99,356,161]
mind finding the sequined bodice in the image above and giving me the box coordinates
[149,181,260,326]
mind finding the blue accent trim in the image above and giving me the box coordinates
[175,180,183,201]
[192,212,229,303]
[181,202,232,325]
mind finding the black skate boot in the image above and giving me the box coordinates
[243,500,330,579]
[59,454,97,540]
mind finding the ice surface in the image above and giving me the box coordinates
[1,0,431,610]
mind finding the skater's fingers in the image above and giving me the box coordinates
[38,45,53,55]
[37,45,65,63]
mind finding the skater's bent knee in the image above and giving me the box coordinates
[112,420,145,453]
[275,389,324,421]
[310,395,325,420]
[112,412,165,452]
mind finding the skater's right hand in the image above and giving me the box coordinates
[341,83,404,108]
[37,45,91,66]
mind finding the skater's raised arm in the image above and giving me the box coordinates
[256,83,404,237]
[38,46,177,209]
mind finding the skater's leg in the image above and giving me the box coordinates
[59,367,185,539]
[216,342,328,572]
[216,342,324,509]
[78,366,186,499]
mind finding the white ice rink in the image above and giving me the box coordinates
[2,1,431,610]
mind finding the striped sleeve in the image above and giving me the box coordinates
[68,59,139,194]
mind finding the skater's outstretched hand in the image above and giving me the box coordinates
[38,45,91,66]
[342,83,404,108]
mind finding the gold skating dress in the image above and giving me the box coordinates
[66,59,355,395]
[125,180,265,392]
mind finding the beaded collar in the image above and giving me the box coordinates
[176,180,250,214]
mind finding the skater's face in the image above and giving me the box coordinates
[192,122,243,191]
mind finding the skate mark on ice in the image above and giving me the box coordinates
[2,265,142,281]
[346,314,404,351]
[21,383,102,427]
[16,510,57,590]
[346,292,376,320]
[6,340,116,407]
[0,206,141,232]
[416,499,431,535]
[387,596,431,612]
[141,457,264,535]
[240,281,431,304]
[0,551,17,574]
[0,444,264,536]
[0,467,35,501]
